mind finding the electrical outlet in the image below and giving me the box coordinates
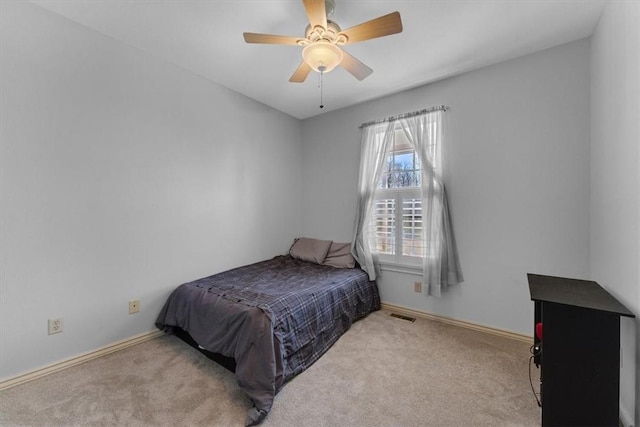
[48,318,64,335]
[414,281,422,293]
[129,299,140,314]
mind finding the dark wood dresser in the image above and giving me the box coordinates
[527,273,635,427]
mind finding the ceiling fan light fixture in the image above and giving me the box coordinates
[243,1,403,83]
[302,41,343,73]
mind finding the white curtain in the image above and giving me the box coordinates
[352,109,463,296]
[352,122,395,280]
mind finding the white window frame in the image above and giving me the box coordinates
[368,125,439,273]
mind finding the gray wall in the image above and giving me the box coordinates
[301,38,592,336]
[0,2,302,380]
[590,1,640,424]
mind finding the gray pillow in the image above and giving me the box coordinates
[322,242,356,269]
[289,237,332,264]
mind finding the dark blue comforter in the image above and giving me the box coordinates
[155,255,380,422]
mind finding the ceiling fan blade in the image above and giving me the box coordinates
[289,61,312,83]
[303,0,327,29]
[338,12,403,44]
[243,33,302,45]
[340,50,373,81]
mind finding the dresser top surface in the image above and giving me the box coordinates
[528,273,635,318]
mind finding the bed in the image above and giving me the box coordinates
[155,238,380,426]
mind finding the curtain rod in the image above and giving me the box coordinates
[358,105,449,129]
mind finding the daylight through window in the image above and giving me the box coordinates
[370,124,440,266]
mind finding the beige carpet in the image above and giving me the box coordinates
[0,309,541,426]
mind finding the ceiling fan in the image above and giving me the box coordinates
[243,0,403,83]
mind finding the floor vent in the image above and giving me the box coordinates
[390,313,416,322]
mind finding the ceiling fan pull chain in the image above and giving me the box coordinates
[319,65,326,109]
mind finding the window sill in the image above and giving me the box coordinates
[378,262,423,276]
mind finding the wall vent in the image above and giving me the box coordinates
[390,313,416,322]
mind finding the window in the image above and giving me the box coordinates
[370,125,439,267]
[354,107,462,295]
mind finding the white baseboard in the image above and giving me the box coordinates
[0,330,164,391]
[381,302,533,344]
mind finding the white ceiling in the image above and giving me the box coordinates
[31,0,606,120]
